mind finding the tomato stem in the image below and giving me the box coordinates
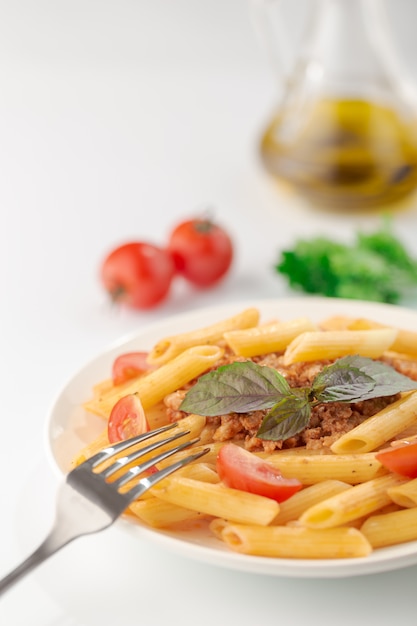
[109,285,126,303]
[194,208,216,233]
[194,219,213,234]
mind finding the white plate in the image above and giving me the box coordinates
[46,296,417,578]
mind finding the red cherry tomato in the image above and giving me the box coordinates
[100,242,175,309]
[107,394,149,443]
[168,217,233,287]
[376,441,417,478]
[216,443,302,503]
[112,351,154,386]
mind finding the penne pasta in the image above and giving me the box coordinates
[151,476,279,525]
[130,462,221,527]
[271,480,351,525]
[387,478,417,508]
[219,523,372,558]
[87,345,224,418]
[283,328,397,364]
[346,318,417,357]
[223,317,317,357]
[319,315,355,331]
[361,507,417,548]
[129,497,208,528]
[330,391,417,454]
[266,452,387,484]
[147,308,259,365]
[299,474,406,529]
[322,316,417,358]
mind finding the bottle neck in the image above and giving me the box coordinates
[299,0,413,103]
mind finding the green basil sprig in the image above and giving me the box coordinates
[179,355,417,441]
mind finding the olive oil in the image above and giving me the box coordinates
[260,99,417,209]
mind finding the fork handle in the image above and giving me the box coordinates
[0,532,72,597]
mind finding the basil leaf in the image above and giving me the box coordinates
[257,389,311,441]
[312,364,376,403]
[179,361,292,416]
[345,355,417,400]
[312,355,417,403]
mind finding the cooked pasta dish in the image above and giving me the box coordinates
[72,307,417,560]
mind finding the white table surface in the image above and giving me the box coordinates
[3,1,417,624]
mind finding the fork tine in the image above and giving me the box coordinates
[125,447,210,502]
[86,422,179,468]
[101,431,196,481]
[111,437,201,488]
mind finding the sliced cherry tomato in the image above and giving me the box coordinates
[376,441,417,478]
[100,241,175,310]
[167,217,233,287]
[107,394,149,443]
[112,351,154,386]
[216,443,302,503]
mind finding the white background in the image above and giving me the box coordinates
[2,1,417,624]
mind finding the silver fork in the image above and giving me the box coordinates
[0,422,208,597]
